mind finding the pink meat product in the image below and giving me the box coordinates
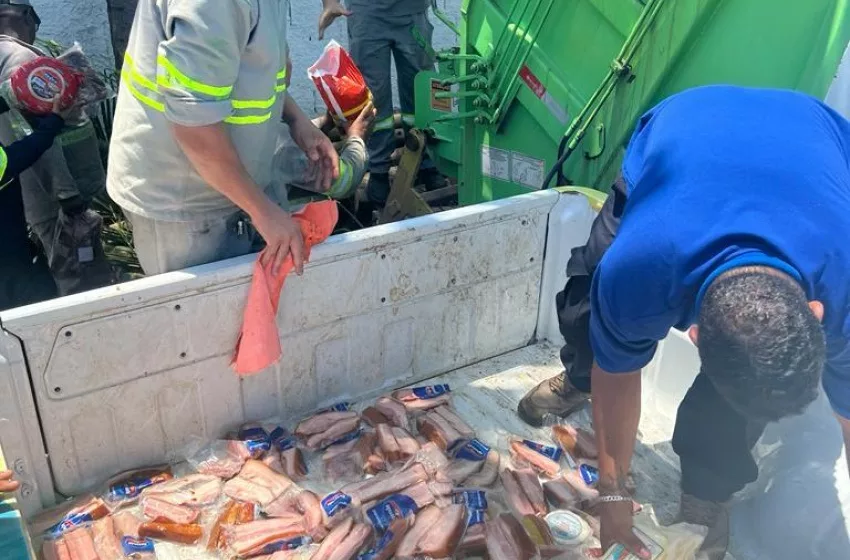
[513,468,548,516]
[296,411,360,438]
[395,506,443,558]
[223,476,276,506]
[394,392,451,412]
[265,491,327,542]
[239,459,296,498]
[407,442,450,478]
[281,447,308,481]
[42,538,70,560]
[363,517,411,560]
[432,406,475,439]
[374,397,410,431]
[64,527,99,560]
[140,496,199,524]
[417,503,467,558]
[324,437,364,481]
[91,516,122,560]
[327,523,373,560]
[458,523,487,554]
[141,473,222,506]
[361,407,390,427]
[417,412,464,452]
[376,424,402,463]
[312,517,355,560]
[486,514,538,560]
[343,462,429,506]
[510,440,561,478]
[542,478,580,510]
[443,458,484,485]
[500,469,536,518]
[562,469,600,503]
[464,450,500,487]
[306,416,362,451]
[391,427,421,459]
[112,511,142,539]
[223,515,307,556]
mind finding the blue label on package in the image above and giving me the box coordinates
[108,472,171,501]
[322,491,352,517]
[48,512,93,538]
[358,528,398,560]
[452,489,488,510]
[454,439,490,461]
[367,494,418,532]
[580,464,599,486]
[269,426,297,451]
[411,384,451,399]
[319,402,352,413]
[121,536,155,554]
[522,439,563,462]
[238,426,271,456]
[257,537,309,553]
[467,508,486,527]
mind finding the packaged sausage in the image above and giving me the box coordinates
[309,40,371,125]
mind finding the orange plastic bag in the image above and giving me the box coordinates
[231,201,339,376]
[308,40,371,124]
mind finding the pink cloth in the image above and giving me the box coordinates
[232,201,339,375]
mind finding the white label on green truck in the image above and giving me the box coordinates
[481,145,510,182]
[511,152,546,189]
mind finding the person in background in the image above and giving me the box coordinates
[0,0,111,296]
[1,96,71,310]
[516,85,850,559]
[318,0,445,211]
[109,0,339,276]
[0,470,18,493]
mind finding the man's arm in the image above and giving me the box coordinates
[282,93,340,193]
[592,363,651,558]
[318,0,351,40]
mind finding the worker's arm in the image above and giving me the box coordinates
[160,0,305,274]
[282,94,339,193]
[0,99,65,182]
[592,364,651,558]
[318,0,352,40]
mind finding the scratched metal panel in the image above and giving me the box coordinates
[1,191,559,498]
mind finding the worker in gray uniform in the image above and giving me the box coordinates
[319,0,445,209]
[0,0,111,297]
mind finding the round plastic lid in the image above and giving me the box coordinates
[545,510,592,546]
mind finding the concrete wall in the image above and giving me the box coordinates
[31,0,461,114]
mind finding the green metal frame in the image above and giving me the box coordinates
[416,0,850,205]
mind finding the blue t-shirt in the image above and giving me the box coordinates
[589,85,850,418]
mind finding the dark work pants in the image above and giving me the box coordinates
[557,177,766,502]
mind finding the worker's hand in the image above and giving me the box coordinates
[290,115,339,193]
[318,0,351,40]
[599,500,651,559]
[0,470,20,494]
[50,94,74,121]
[345,102,376,140]
[253,202,306,277]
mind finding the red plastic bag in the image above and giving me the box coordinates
[9,56,81,114]
[309,40,371,124]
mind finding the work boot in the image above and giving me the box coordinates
[678,493,730,560]
[517,373,590,427]
[366,172,391,207]
[417,167,447,192]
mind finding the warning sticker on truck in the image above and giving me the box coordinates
[511,152,545,189]
[430,80,458,113]
[481,145,510,182]
[518,65,569,125]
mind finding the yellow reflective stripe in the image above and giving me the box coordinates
[124,54,159,94]
[232,94,278,110]
[329,160,353,199]
[401,113,415,126]
[0,146,8,179]
[275,84,288,93]
[374,117,395,132]
[156,55,233,99]
[121,69,165,112]
[276,68,287,80]
[225,112,273,125]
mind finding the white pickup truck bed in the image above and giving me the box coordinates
[1,191,848,559]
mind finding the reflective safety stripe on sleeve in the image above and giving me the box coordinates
[373,117,395,132]
[0,145,8,179]
[156,55,234,99]
[275,67,288,93]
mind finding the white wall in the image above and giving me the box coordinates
[32,0,461,114]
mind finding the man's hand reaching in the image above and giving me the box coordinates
[345,102,376,140]
[599,500,650,558]
[253,203,305,277]
[0,470,20,494]
[318,1,351,40]
[290,114,339,193]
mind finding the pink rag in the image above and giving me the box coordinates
[232,200,339,375]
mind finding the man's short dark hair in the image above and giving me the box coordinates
[698,268,825,422]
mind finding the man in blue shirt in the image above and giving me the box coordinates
[518,85,850,558]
